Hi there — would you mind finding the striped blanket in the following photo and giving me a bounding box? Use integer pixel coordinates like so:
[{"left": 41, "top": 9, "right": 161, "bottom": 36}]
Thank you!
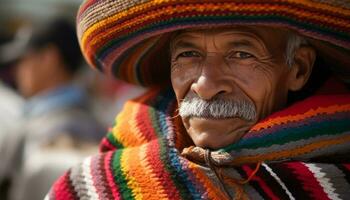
[{"left": 47, "top": 88, "right": 350, "bottom": 199}]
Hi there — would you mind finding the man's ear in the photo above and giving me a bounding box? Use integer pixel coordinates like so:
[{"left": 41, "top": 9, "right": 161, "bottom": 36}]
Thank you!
[{"left": 288, "top": 46, "right": 316, "bottom": 91}]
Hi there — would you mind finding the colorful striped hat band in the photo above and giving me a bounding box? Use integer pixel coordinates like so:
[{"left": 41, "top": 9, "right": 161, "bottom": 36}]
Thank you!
[{"left": 77, "top": 0, "right": 350, "bottom": 86}]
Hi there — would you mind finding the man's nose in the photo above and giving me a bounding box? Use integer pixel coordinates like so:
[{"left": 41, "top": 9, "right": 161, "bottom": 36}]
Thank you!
[{"left": 190, "top": 56, "right": 233, "bottom": 100}]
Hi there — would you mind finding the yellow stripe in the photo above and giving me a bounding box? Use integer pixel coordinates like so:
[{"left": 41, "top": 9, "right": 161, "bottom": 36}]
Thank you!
[
  {"left": 81, "top": 1, "right": 350, "bottom": 50},
  {"left": 232, "top": 134, "right": 350, "bottom": 165},
  {"left": 121, "top": 147, "right": 144, "bottom": 200},
  {"left": 113, "top": 101, "right": 148, "bottom": 147},
  {"left": 251, "top": 104, "right": 350, "bottom": 131},
  {"left": 187, "top": 162, "right": 229, "bottom": 200},
  {"left": 138, "top": 143, "right": 169, "bottom": 199},
  {"left": 81, "top": 1, "right": 163, "bottom": 48}
]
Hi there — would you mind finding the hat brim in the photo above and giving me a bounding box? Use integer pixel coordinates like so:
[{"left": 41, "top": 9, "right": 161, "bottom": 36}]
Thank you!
[
  {"left": 309, "top": 39, "right": 350, "bottom": 83},
  {"left": 77, "top": 0, "right": 350, "bottom": 86}
]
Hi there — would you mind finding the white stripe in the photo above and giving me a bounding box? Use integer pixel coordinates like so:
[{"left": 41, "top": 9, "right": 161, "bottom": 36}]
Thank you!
[
  {"left": 262, "top": 163, "right": 295, "bottom": 200},
  {"left": 304, "top": 163, "right": 341, "bottom": 200},
  {"left": 82, "top": 157, "right": 100, "bottom": 200}
]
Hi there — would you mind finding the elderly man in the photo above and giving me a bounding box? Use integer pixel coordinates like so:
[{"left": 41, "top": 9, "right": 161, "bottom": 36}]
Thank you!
[{"left": 47, "top": 1, "right": 350, "bottom": 199}]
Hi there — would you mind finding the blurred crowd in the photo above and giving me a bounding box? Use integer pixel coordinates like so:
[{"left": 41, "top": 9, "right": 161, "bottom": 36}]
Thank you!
[{"left": 0, "top": 3, "right": 145, "bottom": 200}]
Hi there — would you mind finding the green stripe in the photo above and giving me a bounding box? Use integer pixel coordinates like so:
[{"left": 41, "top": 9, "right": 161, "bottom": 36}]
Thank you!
[
  {"left": 148, "top": 90, "right": 192, "bottom": 199},
  {"left": 107, "top": 132, "right": 124, "bottom": 149},
  {"left": 99, "top": 14, "right": 349, "bottom": 58},
  {"left": 112, "top": 150, "right": 135, "bottom": 200},
  {"left": 225, "top": 118, "right": 350, "bottom": 152}
]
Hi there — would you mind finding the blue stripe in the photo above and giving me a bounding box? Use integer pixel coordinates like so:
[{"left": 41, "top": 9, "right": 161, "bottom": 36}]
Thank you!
[
  {"left": 155, "top": 88, "right": 203, "bottom": 199},
  {"left": 224, "top": 112, "right": 350, "bottom": 152}
]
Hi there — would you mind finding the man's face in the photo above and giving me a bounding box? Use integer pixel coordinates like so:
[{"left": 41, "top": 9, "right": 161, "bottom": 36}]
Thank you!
[
  {"left": 170, "top": 26, "right": 295, "bottom": 149},
  {"left": 15, "top": 50, "right": 47, "bottom": 98}
]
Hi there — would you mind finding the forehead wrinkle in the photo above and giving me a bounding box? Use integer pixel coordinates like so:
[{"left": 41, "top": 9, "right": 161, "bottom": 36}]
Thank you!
[
  {"left": 217, "top": 31, "right": 271, "bottom": 54},
  {"left": 172, "top": 40, "right": 201, "bottom": 50},
  {"left": 170, "top": 32, "right": 204, "bottom": 52},
  {"left": 225, "top": 40, "right": 258, "bottom": 50},
  {"left": 170, "top": 27, "right": 284, "bottom": 57}
]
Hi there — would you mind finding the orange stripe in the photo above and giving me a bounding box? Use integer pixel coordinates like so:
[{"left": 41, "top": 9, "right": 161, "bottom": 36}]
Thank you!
[
  {"left": 187, "top": 162, "right": 229, "bottom": 200},
  {"left": 82, "top": 1, "right": 349, "bottom": 44},
  {"left": 81, "top": 2, "right": 349, "bottom": 52},
  {"left": 113, "top": 102, "right": 148, "bottom": 147},
  {"left": 120, "top": 147, "right": 144, "bottom": 200},
  {"left": 113, "top": 101, "right": 134, "bottom": 146},
  {"left": 288, "top": 0, "right": 350, "bottom": 14},
  {"left": 138, "top": 143, "right": 170, "bottom": 199},
  {"left": 232, "top": 134, "right": 350, "bottom": 165},
  {"left": 118, "top": 37, "right": 159, "bottom": 84},
  {"left": 113, "top": 89, "right": 161, "bottom": 147},
  {"left": 251, "top": 104, "right": 350, "bottom": 131}
]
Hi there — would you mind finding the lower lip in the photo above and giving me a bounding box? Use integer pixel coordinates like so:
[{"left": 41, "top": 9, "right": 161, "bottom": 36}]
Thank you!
[{"left": 189, "top": 117, "right": 241, "bottom": 123}]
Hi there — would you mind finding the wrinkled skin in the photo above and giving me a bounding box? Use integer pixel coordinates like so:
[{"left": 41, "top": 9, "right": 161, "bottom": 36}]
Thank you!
[{"left": 170, "top": 26, "right": 315, "bottom": 149}]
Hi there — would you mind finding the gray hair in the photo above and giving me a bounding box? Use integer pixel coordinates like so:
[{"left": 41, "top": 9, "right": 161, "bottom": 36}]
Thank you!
[
  {"left": 179, "top": 95, "right": 257, "bottom": 121},
  {"left": 285, "top": 32, "right": 308, "bottom": 67}
]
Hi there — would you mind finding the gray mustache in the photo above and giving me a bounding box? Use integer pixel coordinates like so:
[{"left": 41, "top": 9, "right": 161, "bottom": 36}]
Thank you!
[{"left": 179, "top": 96, "right": 257, "bottom": 121}]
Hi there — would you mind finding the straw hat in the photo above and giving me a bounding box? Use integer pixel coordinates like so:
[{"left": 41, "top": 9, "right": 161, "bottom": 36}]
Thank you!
[{"left": 77, "top": 0, "right": 350, "bottom": 86}]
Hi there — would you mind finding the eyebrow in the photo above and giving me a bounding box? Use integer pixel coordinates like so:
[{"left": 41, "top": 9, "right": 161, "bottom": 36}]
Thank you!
[
  {"left": 228, "top": 39, "right": 271, "bottom": 56},
  {"left": 171, "top": 40, "right": 200, "bottom": 49},
  {"left": 226, "top": 40, "right": 257, "bottom": 49},
  {"left": 170, "top": 33, "right": 268, "bottom": 55},
  {"left": 171, "top": 39, "right": 259, "bottom": 53}
]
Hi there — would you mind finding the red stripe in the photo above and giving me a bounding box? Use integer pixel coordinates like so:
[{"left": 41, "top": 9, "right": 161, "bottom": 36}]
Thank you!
[
  {"left": 82, "top": 1, "right": 349, "bottom": 42},
  {"left": 90, "top": 156, "right": 103, "bottom": 199},
  {"left": 82, "top": 2, "right": 349, "bottom": 53},
  {"left": 130, "top": 89, "right": 164, "bottom": 142},
  {"left": 53, "top": 171, "right": 76, "bottom": 200},
  {"left": 242, "top": 165, "right": 280, "bottom": 200},
  {"left": 260, "top": 95, "right": 350, "bottom": 121},
  {"left": 91, "top": 155, "right": 115, "bottom": 199},
  {"left": 145, "top": 140, "right": 181, "bottom": 200},
  {"left": 134, "top": 103, "right": 159, "bottom": 141},
  {"left": 104, "top": 151, "right": 122, "bottom": 199},
  {"left": 111, "top": 88, "right": 162, "bottom": 147},
  {"left": 286, "top": 162, "right": 330, "bottom": 200},
  {"left": 99, "top": 137, "right": 117, "bottom": 152},
  {"left": 78, "top": 0, "right": 100, "bottom": 18}
]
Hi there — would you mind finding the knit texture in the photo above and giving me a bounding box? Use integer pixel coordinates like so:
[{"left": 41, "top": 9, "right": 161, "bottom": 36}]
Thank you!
[
  {"left": 77, "top": 0, "right": 350, "bottom": 86},
  {"left": 47, "top": 88, "right": 350, "bottom": 200}
]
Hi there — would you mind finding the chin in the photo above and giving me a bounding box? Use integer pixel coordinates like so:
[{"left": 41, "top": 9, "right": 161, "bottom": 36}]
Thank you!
[
  {"left": 184, "top": 117, "right": 250, "bottom": 150},
  {"left": 191, "top": 131, "right": 244, "bottom": 150},
  {"left": 193, "top": 141, "right": 226, "bottom": 150}
]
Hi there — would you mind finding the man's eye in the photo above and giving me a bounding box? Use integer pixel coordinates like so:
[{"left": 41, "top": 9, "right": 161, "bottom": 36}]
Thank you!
[
  {"left": 177, "top": 51, "right": 201, "bottom": 58},
  {"left": 229, "top": 51, "right": 254, "bottom": 59}
]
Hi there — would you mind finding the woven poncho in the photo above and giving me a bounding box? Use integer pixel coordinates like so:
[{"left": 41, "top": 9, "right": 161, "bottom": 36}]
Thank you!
[
  {"left": 47, "top": 0, "right": 350, "bottom": 199},
  {"left": 47, "top": 86, "right": 350, "bottom": 200}
]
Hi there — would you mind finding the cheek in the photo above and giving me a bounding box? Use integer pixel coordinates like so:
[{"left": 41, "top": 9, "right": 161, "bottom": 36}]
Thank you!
[
  {"left": 16, "top": 64, "right": 31, "bottom": 86},
  {"left": 170, "top": 66, "right": 199, "bottom": 102},
  {"left": 230, "top": 63, "right": 282, "bottom": 115},
  {"left": 16, "top": 61, "right": 38, "bottom": 93}
]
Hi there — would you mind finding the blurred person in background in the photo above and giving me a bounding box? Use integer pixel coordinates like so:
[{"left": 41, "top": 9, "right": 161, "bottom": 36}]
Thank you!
[
  {"left": 14, "top": 19, "right": 105, "bottom": 145},
  {"left": 0, "top": 32, "right": 24, "bottom": 200},
  {"left": 0, "top": 18, "right": 105, "bottom": 200}
]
